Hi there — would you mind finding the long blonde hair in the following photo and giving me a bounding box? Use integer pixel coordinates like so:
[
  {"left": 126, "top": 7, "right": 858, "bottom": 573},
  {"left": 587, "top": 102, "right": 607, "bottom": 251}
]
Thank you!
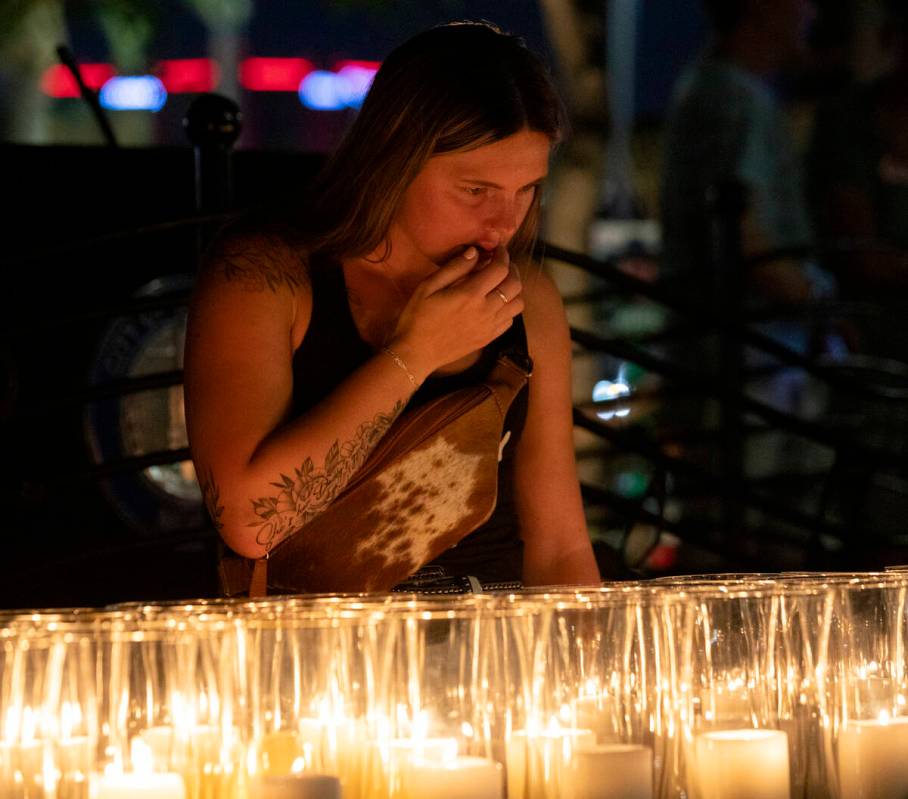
[{"left": 304, "top": 21, "right": 567, "bottom": 264}]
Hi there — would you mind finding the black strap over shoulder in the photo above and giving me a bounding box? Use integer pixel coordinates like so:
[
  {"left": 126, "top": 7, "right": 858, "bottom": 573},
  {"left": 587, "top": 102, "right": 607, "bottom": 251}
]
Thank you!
[{"left": 499, "top": 314, "right": 533, "bottom": 376}]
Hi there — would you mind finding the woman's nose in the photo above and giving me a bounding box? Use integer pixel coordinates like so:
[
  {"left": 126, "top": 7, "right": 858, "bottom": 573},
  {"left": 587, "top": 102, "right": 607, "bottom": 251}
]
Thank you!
[{"left": 483, "top": 196, "right": 520, "bottom": 241}]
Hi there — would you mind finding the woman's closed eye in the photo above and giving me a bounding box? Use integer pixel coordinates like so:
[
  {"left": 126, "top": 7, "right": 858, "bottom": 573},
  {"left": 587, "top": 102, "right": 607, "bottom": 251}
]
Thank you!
[{"left": 462, "top": 183, "right": 539, "bottom": 198}]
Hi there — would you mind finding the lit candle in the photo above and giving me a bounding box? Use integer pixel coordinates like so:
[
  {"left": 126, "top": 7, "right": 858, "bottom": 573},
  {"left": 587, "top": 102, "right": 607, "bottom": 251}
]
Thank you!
[
  {"left": 384, "top": 736, "right": 459, "bottom": 797},
  {"left": 401, "top": 755, "right": 502, "bottom": 799},
  {"left": 693, "top": 729, "right": 790, "bottom": 799},
  {"left": 250, "top": 773, "right": 342, "bottom": 799},
  {"left": 260, "top": 730, "right": 306, "bottom": 776},
  {"left": 93, "top": 735, "right": 187, "bottom": 799},
  {"left": 138, "top": 726, "right": 174, "bottom": 769},
  {"left": 573, "top": 743, "right": 653, "bottom": 799},
  {"left": 838, "top": 715, "right": 908, "bottom": 799},
  {"left": 506, "top": 727, "right": 595, "bottom": 799},
  {"left": 0, "top": 740, "right": 41, "bottom": 792},
  {"left": 94, "top": 772, "right": 186, "bottom": 799},
  {"left": 57, "top": 736, "right": 92, "bottom": 792}
]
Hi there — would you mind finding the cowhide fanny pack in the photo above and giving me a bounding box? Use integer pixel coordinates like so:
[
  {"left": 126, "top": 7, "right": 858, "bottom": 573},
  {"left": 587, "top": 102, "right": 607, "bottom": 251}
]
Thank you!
[{"left": 219, "top": 346, "right": 532, "bottom": 598}]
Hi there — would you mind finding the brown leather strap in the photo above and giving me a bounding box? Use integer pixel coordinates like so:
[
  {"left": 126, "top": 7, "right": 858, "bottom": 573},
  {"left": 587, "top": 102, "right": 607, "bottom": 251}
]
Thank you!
[
  {"left": 486, "top": 354, "right": 533, "bottom": 418},
  {"left": 219, "top": 555, "right": 253, "bottom": 597},
  {"left": 249, "top": 557, "right": 269, "bottom": 598}
]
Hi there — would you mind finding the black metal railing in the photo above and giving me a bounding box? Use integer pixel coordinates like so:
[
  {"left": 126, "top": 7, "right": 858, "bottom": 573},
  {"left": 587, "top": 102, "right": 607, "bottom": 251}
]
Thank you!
[{"left": 541, "top": 200, "right": 908, "bottom": 570}]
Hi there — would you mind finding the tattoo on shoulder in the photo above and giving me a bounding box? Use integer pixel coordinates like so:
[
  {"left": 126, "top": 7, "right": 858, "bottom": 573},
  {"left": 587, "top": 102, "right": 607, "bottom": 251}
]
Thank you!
[
  {"left": 207, "top": 231, "right": 308, "bottom": 294},
  {"left": 199, "top": 466, "right": 225, "bottom": 533},
  {"left": 249, "top": 400, "right": 406, "bottom": 553}
]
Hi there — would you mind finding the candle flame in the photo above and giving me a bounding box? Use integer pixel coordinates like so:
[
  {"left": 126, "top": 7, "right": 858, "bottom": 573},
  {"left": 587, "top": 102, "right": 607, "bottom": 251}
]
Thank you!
[
  {"left": 413, "top": 711, "right": 429, "bottom": 741},
  {"left": 60, "top": 701, "right": 82, "bottom": 739},
  {"left": 131, "top": 736, "right": 154, "bottom": 774},
  {"left": 21, "top": 707, "right": 37, "bottom": 742}
]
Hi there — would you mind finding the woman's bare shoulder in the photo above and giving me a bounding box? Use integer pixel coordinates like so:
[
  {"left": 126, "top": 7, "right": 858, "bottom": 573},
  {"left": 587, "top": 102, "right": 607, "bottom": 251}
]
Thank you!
[
  {"left": 200, "top": 215, "right": 312, "bottom": 297},
  {"left": 516, "top": 260, "right": 566, "bottom": 333}
]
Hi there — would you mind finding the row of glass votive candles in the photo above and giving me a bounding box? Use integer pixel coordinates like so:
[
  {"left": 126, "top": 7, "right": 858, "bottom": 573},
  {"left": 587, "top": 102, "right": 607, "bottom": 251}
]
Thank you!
[{"left": 2, "top": 570, "right": 908, "bottom": 799}]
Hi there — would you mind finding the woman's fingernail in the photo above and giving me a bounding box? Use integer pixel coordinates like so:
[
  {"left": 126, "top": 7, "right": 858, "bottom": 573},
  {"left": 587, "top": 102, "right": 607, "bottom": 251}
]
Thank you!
[{"left": 464, "top": 246, "right": 477, "bottom": 260}]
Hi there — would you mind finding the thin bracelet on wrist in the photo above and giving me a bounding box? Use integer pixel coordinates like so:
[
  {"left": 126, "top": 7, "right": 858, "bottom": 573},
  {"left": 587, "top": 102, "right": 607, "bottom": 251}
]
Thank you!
[{"left": 381, "top": 346, "right": 421, "bottom": 389}]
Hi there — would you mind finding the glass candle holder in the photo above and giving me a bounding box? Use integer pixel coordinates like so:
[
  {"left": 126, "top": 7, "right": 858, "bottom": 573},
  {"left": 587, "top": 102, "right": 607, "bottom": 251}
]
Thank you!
[
  {"left": 93, "top": 611, "right": 245, "bottom": 799},
  {"left": 543, "top": 591, "right": 656, "bottom": 799},
  {"left": 664, "top": 587, "right": 792, "bottom": 799},
  {"left": 772, "top": 583, "right": 839, "bottom": 799},
  {"left": 818, "top": 576, "right": 908, "bottom": 799},
  {"left": 0, "top": 618, "right": 98, "bottom": 799},
  {"left": 243, "top": 602, "right": 383, "bottom": 799},
  {"left": 367, "top": 597, "right": 504, "bottom": 799}
]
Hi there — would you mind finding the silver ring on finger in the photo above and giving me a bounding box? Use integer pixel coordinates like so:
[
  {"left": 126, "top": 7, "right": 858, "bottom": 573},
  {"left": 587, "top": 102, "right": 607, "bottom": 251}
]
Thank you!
[{"left": 494, "top": 288, "right": 509, "bottom": 304}]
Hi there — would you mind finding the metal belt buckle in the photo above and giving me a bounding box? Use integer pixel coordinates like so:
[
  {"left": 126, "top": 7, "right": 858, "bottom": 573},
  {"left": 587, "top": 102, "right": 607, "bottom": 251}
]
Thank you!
[{"left": 393, "top": 567, "right": 484, "bottom": 595}]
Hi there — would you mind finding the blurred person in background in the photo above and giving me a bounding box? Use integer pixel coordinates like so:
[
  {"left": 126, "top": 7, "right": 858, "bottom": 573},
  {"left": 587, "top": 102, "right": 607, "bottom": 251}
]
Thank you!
[
  {"left": 660, "top": 0, "right": 837, "bottom": 478},
  {"left": 808, "top": 0, "right": 908, "bottom": 365},
  {"left": 662, "top": 0, "right": 830, "bottom": 311}
]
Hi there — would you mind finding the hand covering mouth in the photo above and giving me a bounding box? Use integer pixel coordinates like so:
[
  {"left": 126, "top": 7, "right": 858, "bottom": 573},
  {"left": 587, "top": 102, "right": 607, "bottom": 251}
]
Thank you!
[{"left": 436, "top": 243, "right": 494, "bottom": 266}]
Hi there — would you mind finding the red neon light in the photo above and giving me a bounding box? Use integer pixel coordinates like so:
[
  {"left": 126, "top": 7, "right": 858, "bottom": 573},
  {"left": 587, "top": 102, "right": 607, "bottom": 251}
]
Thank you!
[
  {"left": 41, "top": 57, "right": 379, "bottom": 98},
  {"left": 239, "top": 57, "right": 315, "bottom": 92},
  {"left": 333, "top": 59, "right": 382, "bottom": 73},
  {"left": 41, "top": 63, "right": 116, "bottom": 98},
  {"left": 156, "top": 58, "right": 219, "bottom": 93}
]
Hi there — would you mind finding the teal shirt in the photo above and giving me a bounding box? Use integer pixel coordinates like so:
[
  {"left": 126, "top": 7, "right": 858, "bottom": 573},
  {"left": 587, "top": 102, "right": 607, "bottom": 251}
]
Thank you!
[{"left": 661, "top": 56, "right": 813, "bottom": 287}]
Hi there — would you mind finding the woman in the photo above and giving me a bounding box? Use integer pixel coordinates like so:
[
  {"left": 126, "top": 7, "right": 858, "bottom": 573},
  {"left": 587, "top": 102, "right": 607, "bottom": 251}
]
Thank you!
[{"left": 184, "top": 21, "right": 600, "bottom": 590}]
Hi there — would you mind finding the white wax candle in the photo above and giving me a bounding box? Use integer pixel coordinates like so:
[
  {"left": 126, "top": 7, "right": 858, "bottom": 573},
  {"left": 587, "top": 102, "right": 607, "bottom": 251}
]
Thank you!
[
  {"left": 138, "top": 726, "right": 174, "bottom": 769},
  {"left": 94, "top": 771, "right": 186, "bottom": 799},
  {"left": 838, "top": 716, "right": 908, "bottom": 799},
  {"left": 402, "top": 755, "right": 502, "bottom": 799},
  {"left": 57, "top": 736, "right": 92, "bottom": 789},
  {"left": 250, "top": 773, "right": 342, "bottom": 799},
  {"left": 0, "top": 740, "right": 41, "bottom": 791},
  {"left": 573, "top": 743, "right": 653, "bottom": 799},
  {"left": 382, "top": 736, "right": 459, "bottom": 797},
  {"left": 693, "top": 729, "right": 790, "bottom": 799},
  {"left": 507, "top": 728, "right": 595, "bottom": 799}
]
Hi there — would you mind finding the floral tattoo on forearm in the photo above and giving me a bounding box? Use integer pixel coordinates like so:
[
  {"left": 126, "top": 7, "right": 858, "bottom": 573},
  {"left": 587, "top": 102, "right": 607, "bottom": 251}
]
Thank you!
[{"left": 249, "top": 400, "right": 405, "bottom": 553}]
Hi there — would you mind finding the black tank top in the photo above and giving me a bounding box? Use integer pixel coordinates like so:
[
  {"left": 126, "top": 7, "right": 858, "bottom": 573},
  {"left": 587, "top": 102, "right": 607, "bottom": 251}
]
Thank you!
[{"left": 291, "top": 259, "right": 529, "bottom": 583}]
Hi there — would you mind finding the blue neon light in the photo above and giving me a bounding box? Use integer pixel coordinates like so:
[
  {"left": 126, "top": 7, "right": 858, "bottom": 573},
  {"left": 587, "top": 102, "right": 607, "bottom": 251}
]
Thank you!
[
  {"left": 299, "top": 70, "right": 343, "bottom": 110},
  {"left": 298, "top": 66, "right": 377, "bottom": 111},
  {"left": 99, "top": 76, "right": 167, "bottom": 111},
  {"left": 336, "top": 64, "right": 376, "bottom": 108}
]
